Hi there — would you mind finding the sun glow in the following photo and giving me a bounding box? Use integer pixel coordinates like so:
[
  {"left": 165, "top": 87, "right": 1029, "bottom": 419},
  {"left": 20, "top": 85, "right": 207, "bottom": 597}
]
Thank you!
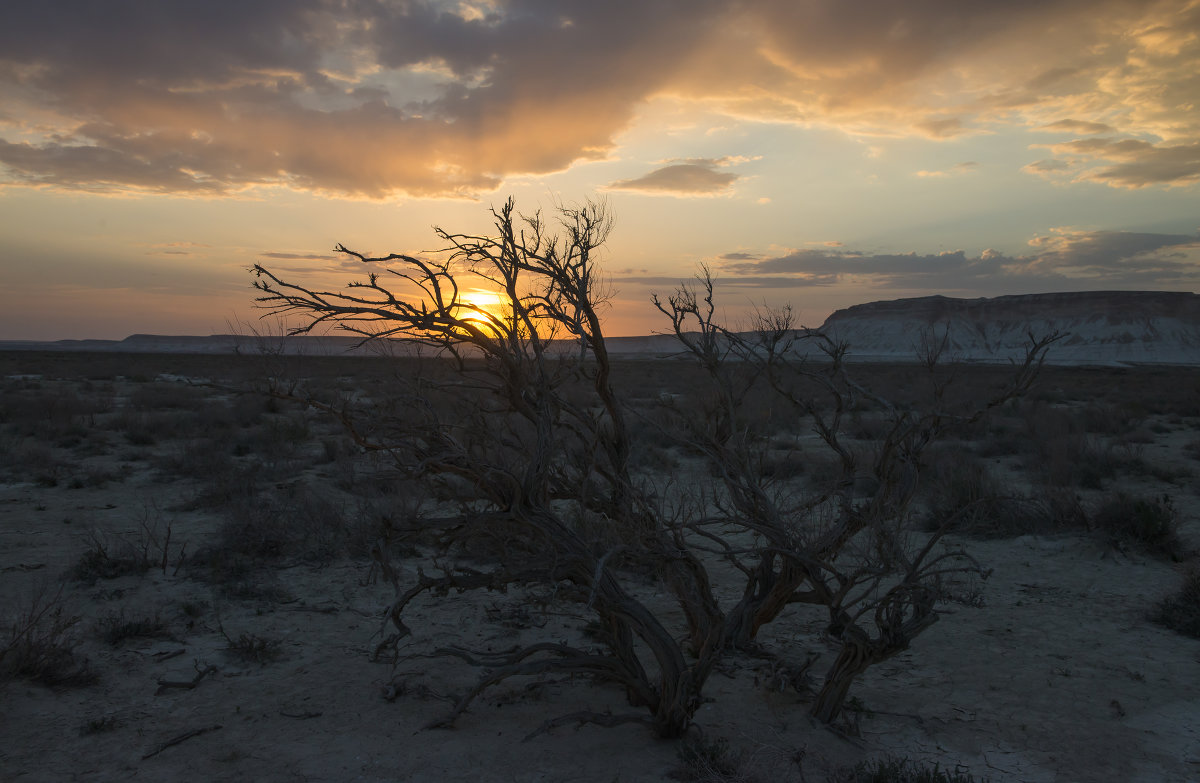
[{"left": 454, "top": 289, "right": 507, "bottom": 334}]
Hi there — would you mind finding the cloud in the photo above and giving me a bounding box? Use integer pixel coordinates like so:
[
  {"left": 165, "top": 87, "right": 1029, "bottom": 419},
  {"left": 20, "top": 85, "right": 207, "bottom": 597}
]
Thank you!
[
  {"left": 257, "top": 250, "right": 367, "bottom": 274},
  {"left": 1026, "top": 137, "right": 1200, "bottom": 188},
  {"left": 1037, "top": 119, "right": 1115, "bottom": 134},
  {"left": 1021, "top": 228, "right": 1200, "bottom": 277},
  {"left": 915, "top": 161, "right": 979, "bottom": 178},
  {"left": 259, "top": 251, "right": 339, "bottom": 262},
  {"left": 607, "top": 158, "right": 741, "bottom": 195},
  {"left": 716, "top": 229, "right": 1200, "bottom": 290},
  {"left": 1022, "top": 158, "right": 1073, "bottom": 176},
  {"left": 0, "top": 1, "right": 1197, "bottom": 196},
  {"left": 914, "top": 118, "right": 975, "bottom": 139}
]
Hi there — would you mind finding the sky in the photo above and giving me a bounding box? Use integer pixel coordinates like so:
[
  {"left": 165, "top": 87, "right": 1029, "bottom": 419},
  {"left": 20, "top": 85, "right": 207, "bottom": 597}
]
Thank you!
[{"left": 1, "top": 0, "right": 1198, "bottom": 340}]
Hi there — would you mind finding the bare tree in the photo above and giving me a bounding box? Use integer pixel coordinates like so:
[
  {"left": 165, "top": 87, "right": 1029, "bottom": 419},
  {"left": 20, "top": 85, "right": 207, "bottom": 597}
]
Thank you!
[
  {"left": 251, "top": 199, "right": 1059, "bottom": 733},
  {"left": 653, "top": 269, "right": 1059, "bottom": 721}
]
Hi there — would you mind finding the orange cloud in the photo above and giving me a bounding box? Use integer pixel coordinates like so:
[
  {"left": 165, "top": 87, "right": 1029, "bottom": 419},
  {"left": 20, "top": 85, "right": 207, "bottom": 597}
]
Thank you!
[{"left": 0, "top": 0, "right": 1196, "bottom": 196}]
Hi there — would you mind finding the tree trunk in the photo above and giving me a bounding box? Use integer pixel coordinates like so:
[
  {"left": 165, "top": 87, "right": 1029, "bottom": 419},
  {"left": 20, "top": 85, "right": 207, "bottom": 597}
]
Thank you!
[{"left": 810, "top": 639, "right": 872, "bottom": 723}]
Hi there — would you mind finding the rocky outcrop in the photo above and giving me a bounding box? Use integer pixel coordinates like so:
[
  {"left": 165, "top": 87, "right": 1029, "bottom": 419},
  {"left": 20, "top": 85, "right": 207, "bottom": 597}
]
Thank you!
[{"left": 818, "top": 291, "right": 1200, "bottom": 365}]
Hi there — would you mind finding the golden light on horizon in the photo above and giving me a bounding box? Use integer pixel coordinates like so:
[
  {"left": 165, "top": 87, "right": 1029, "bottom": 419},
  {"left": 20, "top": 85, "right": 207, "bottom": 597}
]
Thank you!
[{"left": 454, "top": 288, "right": 508, "bottom": 336}]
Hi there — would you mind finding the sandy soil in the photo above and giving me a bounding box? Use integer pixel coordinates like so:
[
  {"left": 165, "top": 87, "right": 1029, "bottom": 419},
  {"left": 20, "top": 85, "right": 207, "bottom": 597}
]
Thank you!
[{"left": 2, "top": 363, "right": 1198, "bottom": 782}]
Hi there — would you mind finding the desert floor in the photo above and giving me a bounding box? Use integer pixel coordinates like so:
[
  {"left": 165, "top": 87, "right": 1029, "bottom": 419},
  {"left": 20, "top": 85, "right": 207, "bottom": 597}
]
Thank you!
[{"left": 1, "top": 352, "right": 1198, "bottom": 782}]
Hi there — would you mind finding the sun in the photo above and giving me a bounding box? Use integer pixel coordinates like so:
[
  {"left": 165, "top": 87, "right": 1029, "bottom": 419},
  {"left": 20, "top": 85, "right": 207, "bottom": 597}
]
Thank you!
[{"left": 455, "top": 289, "right": 507, "bottom": 335}]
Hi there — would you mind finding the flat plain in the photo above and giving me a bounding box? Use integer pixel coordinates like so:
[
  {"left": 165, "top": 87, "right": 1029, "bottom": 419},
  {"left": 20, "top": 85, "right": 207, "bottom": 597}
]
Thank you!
[{"left": 1, "top": 351, "right": 1198, "bottom": 782}]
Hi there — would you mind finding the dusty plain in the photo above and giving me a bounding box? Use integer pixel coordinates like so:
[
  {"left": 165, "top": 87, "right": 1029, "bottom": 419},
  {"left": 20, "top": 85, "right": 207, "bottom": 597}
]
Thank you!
[{"left": 1, "top": 351, "right": 1198, "bottom": 782}]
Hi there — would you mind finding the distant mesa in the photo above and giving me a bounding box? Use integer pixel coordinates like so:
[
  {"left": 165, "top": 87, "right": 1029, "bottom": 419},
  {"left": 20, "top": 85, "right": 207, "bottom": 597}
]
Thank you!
[
  {"left": 820, "top": 291, "right": 1200, "bottom": 365},
  {"left": 1, "top": 291, "right": 1197, "bottom": 366}
]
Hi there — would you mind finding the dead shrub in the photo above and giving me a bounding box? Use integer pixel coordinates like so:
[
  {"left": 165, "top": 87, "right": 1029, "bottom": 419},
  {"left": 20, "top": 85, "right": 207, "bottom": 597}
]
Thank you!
[
  {"left": 1020, "top": 404, "right": 1143, "bottom": 489},
  {"left": 922, "top": 450, "right": 1019, "bottom": 536},
  {"left": 1091, "top": 493, "right": 1185, "bottom": 560},
  {"left": 1, "top": 439, "right": 66, "bottom": 486},
  {"left": 97, "top": 611, "right": 171, "bottom": 647},
  {"left": 250, "top": 198, "right": 1058, "bottom": 736},
  {"left": 671, "top": 734, "right": 755, "bottom": 783},
  {"left": 129, "top": 381, "right": 203, "bottom": 411},
  {"left": 1151, "top": 570, "right": 1200, "bottom": 639},
  {"left": 833, "top": 755, "right": 990, "bottom": 783},
  {"left": 1, "top": 584, "right": 96, "bottom": 688},
  {"left": 70, "top": 529, "right": 154, "bottom": 584},
  {"left": 224, "top": 632, "right": 284, "bottom": 664}
]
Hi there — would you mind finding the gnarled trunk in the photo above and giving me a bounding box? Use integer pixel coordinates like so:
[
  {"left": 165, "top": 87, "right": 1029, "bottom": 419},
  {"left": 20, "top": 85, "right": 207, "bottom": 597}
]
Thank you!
[{"left": 810, "top": 638, "right": 873, "bottom": 723}]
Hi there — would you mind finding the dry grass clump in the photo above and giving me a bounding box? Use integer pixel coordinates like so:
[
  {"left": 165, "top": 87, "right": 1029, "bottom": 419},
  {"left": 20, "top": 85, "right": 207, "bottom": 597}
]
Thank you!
[
  {"left": 223, "top": 631, "right": 284, "bottom": 664},
  {"left": 0, "top": 380, "right": 111, "bottom": 443},
  {"left": 187, "top": 484, "right": 363, "bottom": 597},
  {"left": 922, "top": 448, "right": 1184, "bottom": 558},
  {"left": 1152, "top": 570, "right": 1200, "bottom": 639},
  {"left": 1091, "top": 493, "right": 1185, "bottom": 561},
  {"left": 921, "top": 448, "right": 1090, "bottom": 538},
  {"left": 0, "top": 585, "right": 97, "bottom": 688},
  {"left": 1018, "top": 404, "right": 1145, "bottom": 489},
  {"left": 0, "top": 439, "right": 67, "bottom": 486},
  {"left": 69, "top": 511, "right": 179, "bottom": 584},
  {"left": 69, "top": 529, "right": 155, "bottom": 584},
  {"left": 96, "top": 611, "right": 172, "bottom": 647},
  {"left": 670, "top": 735, "right": 756, "bottom": 783},
  {"left": 832, "top": 755, "right": 990, "bottom": 783}
]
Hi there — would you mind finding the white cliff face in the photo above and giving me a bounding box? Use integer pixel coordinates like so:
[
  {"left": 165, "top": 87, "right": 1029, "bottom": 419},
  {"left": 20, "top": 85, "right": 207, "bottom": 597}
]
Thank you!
[{"left": 817, "top": 291, "right": 1200, "bottom": 365}]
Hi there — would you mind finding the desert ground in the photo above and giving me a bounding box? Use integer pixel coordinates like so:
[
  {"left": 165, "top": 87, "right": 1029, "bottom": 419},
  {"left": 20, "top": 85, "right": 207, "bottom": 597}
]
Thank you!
[{"left": 1, "top": 351, "right": 1198, "bottom": 782}]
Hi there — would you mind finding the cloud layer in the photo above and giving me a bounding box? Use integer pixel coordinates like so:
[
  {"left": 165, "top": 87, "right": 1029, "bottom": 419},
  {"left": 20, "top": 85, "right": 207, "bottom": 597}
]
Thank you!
[
  {"left": 607, "top": 157, "right": 745, "bottom": 195},
  {"left": 0, "top": 0, "right": 1198, "bottom": 196},
  {"left": 707, "top": 229, "right": 1200, "bottom": 291}
]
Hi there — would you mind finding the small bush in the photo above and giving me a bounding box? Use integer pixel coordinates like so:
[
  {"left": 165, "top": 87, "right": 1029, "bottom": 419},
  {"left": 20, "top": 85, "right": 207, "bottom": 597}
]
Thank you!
[
  {"left": 129, "top": 382, "right": 203, "bottom": 411},
  {"left": 1, "top": 440, "right": 66, "bottom": 486},
  {"left": 835, "top": 755, "right": 989, "bottom": 783},
  {"left": 224, "top": 632, "right": 283, "bottom": 664},
  {"left": 1151, "top": 570, "right": 1200, "bottom": 638},
  {"left": 69, "top": 530, "right": 154, "bottom": 584},
  {"left": 79, "top": 715, "right": 122, "bottom": 735},
  {"left": 759, "top": 448, "right": 806, "bottom": 481},
  {"left": 96, "top": 611, "right": 171, "bottom": 647},
  {"left": 671, "top": 734, "right": 753, "bottom": 783},
  {"left": 1091, "top": 493, "right": 1184, "bottom": 560},
  {"left": 1, "top": 586, "right": 97, "bottom": 688},
  {"left": 1021, "top": 404, "right": 1143, "bottom": 489}
]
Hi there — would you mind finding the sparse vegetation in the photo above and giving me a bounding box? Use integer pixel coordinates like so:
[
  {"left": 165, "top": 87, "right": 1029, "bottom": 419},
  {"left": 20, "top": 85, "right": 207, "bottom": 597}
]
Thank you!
[
  {"left": 1152, "top": 570, "right": 1200, "bottom": 638},
  {"left": 96, "top": 611, "right": 171, "bottom": 647},
  {"left": 223, "top": 631, "right": 284, "bottom": 664},
  {"left": 1, "top": 585, "right": 96, "bottom": 688},
  {"left": 1092, "top": 492, "right": 1185, "bottom": 560},
  {"left": 671, "top": 734, "right": 754, "bottom": 782},
  {"left": 833, "top": 755, "right": 990, "bottom": 783}
]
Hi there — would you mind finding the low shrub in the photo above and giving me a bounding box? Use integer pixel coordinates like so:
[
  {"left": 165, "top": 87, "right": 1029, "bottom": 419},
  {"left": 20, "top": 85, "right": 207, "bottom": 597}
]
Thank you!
[
  {"left": 1, "top": 586, "right": 97, "bottom": 688},
  {"left": 96, "top": 611, "right": 171, "bottom": 647},
  {"left": 1151, "top": 570, "right": 1200, "bottom": 639},
  {"left": 69, "top": 530, "right": 154, "bottom": 584},
  {"left": 671, "top": 734, "right": 753, "bottom": 783},
  {"left": 835, "top": 755, "right": 989, "bottom": 783},
  {"left": 1091, "top": 493, "right": 1185, "bottom": 561},
  {"left": 224, "top": 631, "right": 284, "bottom": 664}
]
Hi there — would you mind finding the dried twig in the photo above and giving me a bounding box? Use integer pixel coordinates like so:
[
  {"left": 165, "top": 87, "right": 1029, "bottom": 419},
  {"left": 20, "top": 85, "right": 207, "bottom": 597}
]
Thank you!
[
  {"left": 154, "top": 662, "right": 217, "bottom": 695},
  {"left": 142, "top": 725, "right": 222, "bottom": 759}
]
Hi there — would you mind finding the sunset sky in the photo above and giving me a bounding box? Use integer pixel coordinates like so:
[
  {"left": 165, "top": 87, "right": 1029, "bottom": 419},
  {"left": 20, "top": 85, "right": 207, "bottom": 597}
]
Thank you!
[{"left": 2, "top": 0, "right": 1199, "bottom": 340}]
